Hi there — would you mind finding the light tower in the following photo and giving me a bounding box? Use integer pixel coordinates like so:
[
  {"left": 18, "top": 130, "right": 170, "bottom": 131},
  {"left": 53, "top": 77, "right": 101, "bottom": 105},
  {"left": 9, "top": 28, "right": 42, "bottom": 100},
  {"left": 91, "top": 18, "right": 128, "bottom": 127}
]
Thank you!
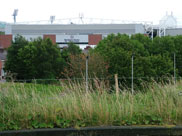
[
  {"left": 50, "top": 16, "right": 55, "bottom": 24},
  {"left": 79, "top": 13, "right": 84, "bottom": 24},
  {"left": 12, "top": 9, "right": 18, "bottom": 23}
]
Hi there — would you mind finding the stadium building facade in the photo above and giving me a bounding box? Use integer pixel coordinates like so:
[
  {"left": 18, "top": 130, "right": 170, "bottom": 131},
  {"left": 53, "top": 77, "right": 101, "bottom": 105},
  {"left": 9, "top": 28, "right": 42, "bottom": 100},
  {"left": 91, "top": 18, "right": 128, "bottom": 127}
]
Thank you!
[
  {"left": 0, "top": 23, "right": 145, "bottom": 78},
  {"left": 5, "top": 24, "right": 145, "bottom": 48}
]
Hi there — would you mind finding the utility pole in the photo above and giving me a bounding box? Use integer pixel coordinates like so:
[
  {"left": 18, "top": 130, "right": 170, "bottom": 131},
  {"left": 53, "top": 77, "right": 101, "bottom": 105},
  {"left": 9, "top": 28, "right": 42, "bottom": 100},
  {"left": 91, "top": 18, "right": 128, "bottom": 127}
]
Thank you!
[
  {"left": 12, "top": 9, "right": 18, "bottom": 23},
  {"left": 50, "top": 16, "right": 55, "bottom": 24}
]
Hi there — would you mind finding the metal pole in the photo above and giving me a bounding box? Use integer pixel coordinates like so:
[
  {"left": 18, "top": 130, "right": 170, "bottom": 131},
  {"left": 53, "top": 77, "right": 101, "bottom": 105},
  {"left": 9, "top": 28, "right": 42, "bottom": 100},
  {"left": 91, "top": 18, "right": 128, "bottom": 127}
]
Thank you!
[
  {"left": 86, "top": 56, "right": 88, "bottom": 91},
  {"left": 14, "top": 16, "right": 16, "bottom": 23},
  {"left": 164, "top": 28, "right": 166, "bottom": 36},
  {"left": 131, "top": 54, "right": 134, "bottom": 94},
  {"left": 151, "top": 26, "right": 154, "bottom": 41},
  {"left": 174, "top": 53, "right": 176, "bottom": 84}
]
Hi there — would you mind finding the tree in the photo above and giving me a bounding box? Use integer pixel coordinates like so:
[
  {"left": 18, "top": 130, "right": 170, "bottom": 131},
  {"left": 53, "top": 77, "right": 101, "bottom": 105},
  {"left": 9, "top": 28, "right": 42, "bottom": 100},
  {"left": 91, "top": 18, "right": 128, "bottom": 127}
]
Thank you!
[
  {"left": 67, "top": 42, "right": 82, "bottom": 55},
  {"left": 0, "top": 31, "right": 5, "bottom": 35},
  {"left": 60, "top": 42, "right": 82, "bottom": 78},
  {"left": 61, "top": 42, "right": 82, "bottom": 61},
  {"left": 150, "top": 36, "right": 175, "bottom": 56},
  {"left": 131, "top": 33, "right": 152, "bottom": 54},
  {"left": 5, "top": 36, "right": 66, "bottom": 80},
  {"left": 94, "top": 34, "right": 149, "bottom": 76},
  {"left": 5, "top": 35, "right": 29, "bottom": 79},
  {"left": 62, "top": 53, "right": 109, "bottom": 79},
  {"left": 94, "top": 33, "right": 174, "bottom": 88},
  {"left": 173, "top": 35, "right": 182, "bottom": 76},
  {"left": 60, "top": 42, "right": 110, "bottom": 82}
]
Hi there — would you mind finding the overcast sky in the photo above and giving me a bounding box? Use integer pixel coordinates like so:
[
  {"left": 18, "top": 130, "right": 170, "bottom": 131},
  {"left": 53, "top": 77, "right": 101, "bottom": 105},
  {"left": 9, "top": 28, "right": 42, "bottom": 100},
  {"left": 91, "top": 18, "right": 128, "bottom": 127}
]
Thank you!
[{"left": 0, "top": 0, "right": 182, "bottom": 24}]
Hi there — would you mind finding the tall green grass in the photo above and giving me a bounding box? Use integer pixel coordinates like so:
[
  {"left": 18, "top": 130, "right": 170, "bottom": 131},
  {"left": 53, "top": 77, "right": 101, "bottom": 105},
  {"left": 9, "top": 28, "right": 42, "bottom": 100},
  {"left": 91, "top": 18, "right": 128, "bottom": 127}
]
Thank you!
[{"left": 1, "top": 80, "right": 182, "bottom": 131}]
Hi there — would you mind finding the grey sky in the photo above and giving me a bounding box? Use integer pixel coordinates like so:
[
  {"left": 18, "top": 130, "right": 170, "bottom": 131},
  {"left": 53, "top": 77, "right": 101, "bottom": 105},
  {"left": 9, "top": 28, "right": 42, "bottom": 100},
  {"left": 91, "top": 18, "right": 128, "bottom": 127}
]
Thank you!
[{"left": 0, "top": 0, "right": 182, "bottom": 24}]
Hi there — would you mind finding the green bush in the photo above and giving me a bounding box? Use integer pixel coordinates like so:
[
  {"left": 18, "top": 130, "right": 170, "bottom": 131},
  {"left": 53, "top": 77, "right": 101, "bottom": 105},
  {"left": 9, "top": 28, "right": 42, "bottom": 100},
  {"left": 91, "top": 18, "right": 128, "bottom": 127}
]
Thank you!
[{"left": 5, "top": 35, "right": 66, "bottom": 80}]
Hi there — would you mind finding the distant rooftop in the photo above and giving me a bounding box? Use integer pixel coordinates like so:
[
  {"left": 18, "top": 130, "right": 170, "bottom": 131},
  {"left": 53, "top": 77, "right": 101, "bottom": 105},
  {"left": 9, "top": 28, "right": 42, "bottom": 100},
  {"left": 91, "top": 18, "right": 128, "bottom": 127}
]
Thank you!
[
  {"left": 6, "top": 24, "right": 145, "bottom": 35},
  {"left": 15, "top": 18, "right": 153, "bottom": 25}
]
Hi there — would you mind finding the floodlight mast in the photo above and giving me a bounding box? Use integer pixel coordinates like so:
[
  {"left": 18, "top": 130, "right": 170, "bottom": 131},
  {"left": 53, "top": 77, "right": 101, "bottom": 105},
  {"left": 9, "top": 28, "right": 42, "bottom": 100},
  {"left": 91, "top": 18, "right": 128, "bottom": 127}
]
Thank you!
[
  {"left": 12, "top": 9, "right": 18, "bottom": 23},
  {"left": 79, "top": 13, "right": 84, "bottom": 24},
  {"left": 50, "top": 16, "right": 55, "bottom": 24}
]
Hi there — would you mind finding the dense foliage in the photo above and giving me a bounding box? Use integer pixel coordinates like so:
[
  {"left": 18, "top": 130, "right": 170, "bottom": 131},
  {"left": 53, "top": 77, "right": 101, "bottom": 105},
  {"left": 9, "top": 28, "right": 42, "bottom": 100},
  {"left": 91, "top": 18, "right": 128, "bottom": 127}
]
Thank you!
[
  {"left": 94, "top": 34, "right": 179, "bottom": 87},
  {"left": 62, "top": 53, "right": 109, "bottom": 78},
  {"left": 60, "top": 43, "right": 109, "bottom": 79},
  {"left": 0, "top": 31, "right": 5, "bottom": 35},
  {"left": 5, "top": 35, "right": 65, "bottom": 80}
]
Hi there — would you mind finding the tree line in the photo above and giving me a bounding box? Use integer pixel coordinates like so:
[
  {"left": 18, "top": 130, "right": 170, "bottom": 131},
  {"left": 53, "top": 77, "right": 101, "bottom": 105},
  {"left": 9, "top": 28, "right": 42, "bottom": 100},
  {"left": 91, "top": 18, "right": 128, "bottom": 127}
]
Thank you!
[{"left": 4, "top": 34, "right": 182, "bottom": 87}]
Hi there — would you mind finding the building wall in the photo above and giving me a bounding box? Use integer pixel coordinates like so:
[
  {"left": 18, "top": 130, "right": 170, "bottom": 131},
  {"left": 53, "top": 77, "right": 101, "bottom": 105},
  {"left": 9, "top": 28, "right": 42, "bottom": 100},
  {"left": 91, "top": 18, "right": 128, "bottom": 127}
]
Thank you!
[
  {"left": 4, "top": 23, "right": 147, "bottom": 48},
  {"left": 88, "top": 34, "right": 102, "bottom": 45},
  {"left": 165, "top": 28, "right": 182, "bottom": 36},
  {"left": 0, "top": 22, "right": 6, "bottom": 32},
  {"left": 5, "top": 24, "right": 12, "bottom": 34},
  {"left": 13, "top": 35, "right": 43, "bottom": 42},
  {"left": 0, "top": 35, "right": 12, "bottom": 78},
  {"left": 0, "top": 35, "right": 12, "bottom": 48},
  {"left": 43, "top": 35, "right": 56, "bottom": 44},
  {"left": 135, "top": 24, "right": 145, "bottom": 34},
  {"left": 0, "top": 34, "right": 102, "bottom": 49},
  {"left": 6, "top": 24, "right": 143, "bottom": 35},
  {"left": 56, "top": 35, "right": 88, "bottom": 43},
  {"left": 0, "top": 28, "right": 4, "bottom": 32}
]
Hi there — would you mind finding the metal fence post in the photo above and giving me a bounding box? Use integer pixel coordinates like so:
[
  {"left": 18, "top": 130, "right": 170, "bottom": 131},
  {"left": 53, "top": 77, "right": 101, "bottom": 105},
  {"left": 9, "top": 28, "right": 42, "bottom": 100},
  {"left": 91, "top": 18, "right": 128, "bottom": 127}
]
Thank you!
[
  {"left": 174, "top": 53, "right": 176, "bottom": 84},
  {"left": 131, "top": 54, "right": 134, "bottom": 94},
  {"left": 115, "top": 74, "right": 119, "bottom": 97},
  {"left": 86, "top": 56, "right": 89, "bottom": 91}
]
